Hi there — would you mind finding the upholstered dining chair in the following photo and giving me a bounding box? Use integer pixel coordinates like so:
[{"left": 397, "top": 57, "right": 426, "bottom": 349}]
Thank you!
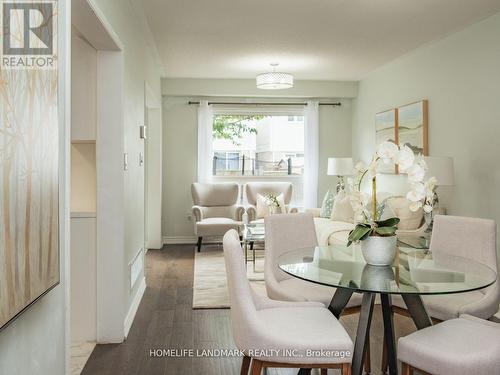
[
  {"left": 392, "top": 215, "right": 499, "bottom": 320},
  {"left": 264, "top": 213, "right": 370, "bottom": 371},
  {"left": 398, "top": 314, "right": 500, "bottom": 375},
  {"left": 223, "top": 229, "right": 353, "bottom": 375},
  {"left": 382, "top": 214, "right": 499, "bottom": 373},
  {"left": 245, "top": 182, "right": 298, "bottom": 223},
  {"left": 191, "top": 182, "right": 244, "bottom": 252}
]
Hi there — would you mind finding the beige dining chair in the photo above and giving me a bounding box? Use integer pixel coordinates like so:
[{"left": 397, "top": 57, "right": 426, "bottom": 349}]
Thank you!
[
  {"left": 382, "top": 214, "right": 499, "bottom": 372},
  {"left": 191, "top": 182, "right": 244, "bottom": 252},
  {"left": 223, "top": 229, "right": 353, "bottom": 375},
  {"left": 398, "top": 314, "right": 500, "bottom": 375},
  {"left": 264, "top": 213, "right": 370, "bottom": 371},
  {"left": 392, "top": 215, "right": 499, "bottom": 320}
]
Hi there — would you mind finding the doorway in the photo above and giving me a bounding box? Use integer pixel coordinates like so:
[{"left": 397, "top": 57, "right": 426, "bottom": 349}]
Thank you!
[{"left": 70, "top": 0, "right": 124, "bottom": 372}]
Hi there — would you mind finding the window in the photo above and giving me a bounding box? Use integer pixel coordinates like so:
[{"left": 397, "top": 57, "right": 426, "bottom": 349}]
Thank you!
[
  {"left": 214, "top": 151, "right": 240, "bottom": 172},
  {"left": 212, "top": 114, "right": 304, "bottom": 176}
]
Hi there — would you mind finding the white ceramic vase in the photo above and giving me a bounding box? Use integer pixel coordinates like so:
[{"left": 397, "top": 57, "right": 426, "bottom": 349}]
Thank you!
[{"left": 360, "top": 235, "right": 397, "bottom": 266}]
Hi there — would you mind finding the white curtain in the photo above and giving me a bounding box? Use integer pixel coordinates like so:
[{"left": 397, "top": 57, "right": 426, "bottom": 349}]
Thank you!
[
  {"left": 304, "top": 100, "right": 319, "bottom": 208},
  {"left": 197, "top": 100, "right": 214, "bottom": 183}
]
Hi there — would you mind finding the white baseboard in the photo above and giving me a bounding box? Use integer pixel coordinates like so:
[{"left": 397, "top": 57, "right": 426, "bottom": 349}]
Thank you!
[
  {"left": 124, "top": 276, "right": 146, "bottom": 338},
  {"left": 162, "top": 236, "right": 223, "bottom": 245}
]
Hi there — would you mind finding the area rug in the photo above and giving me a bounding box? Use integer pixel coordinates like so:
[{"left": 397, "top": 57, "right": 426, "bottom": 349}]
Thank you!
[{"left": 193, "top": 245, "right": 267, "bottom": 309}]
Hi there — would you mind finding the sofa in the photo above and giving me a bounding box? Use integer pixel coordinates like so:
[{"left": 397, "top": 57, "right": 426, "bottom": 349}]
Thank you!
[{"left": 308, "top": 195, "right": 440, "bottom": 246}]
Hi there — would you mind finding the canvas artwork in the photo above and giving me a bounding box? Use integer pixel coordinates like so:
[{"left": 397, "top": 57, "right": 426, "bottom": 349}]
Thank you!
[
  {"left": 397, "top": 100, "right": 429, "bottom": 156},
  {"left": 0, "top": 6, "right": 59, "bottom": 329},
  {"left": 375, "top": 109, "right": 397, "bottom": 173}
]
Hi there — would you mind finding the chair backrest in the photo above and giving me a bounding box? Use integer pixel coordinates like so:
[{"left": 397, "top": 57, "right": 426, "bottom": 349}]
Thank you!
[
  {"left": 191, "top": 182, "right": 239, "bottom": 207},
  {"left": 430, "top": 215, "right": 497, "bottom": 271},
  {"left": 264, "top": 213, "right": 318, "bottom": 283},
  {"left": 223, "top": 230, "right": 261, "bottom": 350},
  {"left": 430, "top": 215, "right": 499, "bottom": 301},
  {"left": 245, "top": 182, "right": 293, "bottom": 206}
]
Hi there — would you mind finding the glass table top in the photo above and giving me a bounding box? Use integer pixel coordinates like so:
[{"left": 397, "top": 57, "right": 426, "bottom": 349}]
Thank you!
[{"left": 278, "top": 245, "right": 497, "bottom": 295}]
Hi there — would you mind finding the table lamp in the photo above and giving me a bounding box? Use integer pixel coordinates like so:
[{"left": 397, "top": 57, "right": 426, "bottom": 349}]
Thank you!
[
  {"left": 423, "top": 156, "right": 455, "bottom": 231},
  {"left": 327, "top": 157, "right": 353, "bottom": 193}
]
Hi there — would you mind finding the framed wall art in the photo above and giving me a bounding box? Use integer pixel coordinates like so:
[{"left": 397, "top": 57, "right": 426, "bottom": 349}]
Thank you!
[
  {"left": 397, "top": 99, "right": 429, "bottom": 156},
  {"left": 0, "top": 1, "right": 59, "bottom": 330}
]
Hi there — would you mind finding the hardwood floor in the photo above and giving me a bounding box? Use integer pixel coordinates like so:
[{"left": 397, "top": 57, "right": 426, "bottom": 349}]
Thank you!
[{"left": 82, "top": 245, "right": 418, "bottom": 375}]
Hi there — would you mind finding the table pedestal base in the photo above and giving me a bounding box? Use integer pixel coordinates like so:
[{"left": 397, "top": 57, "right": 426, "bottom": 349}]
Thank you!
[{"left": 329, "top": 290, "right": 433, "bottom": 375}]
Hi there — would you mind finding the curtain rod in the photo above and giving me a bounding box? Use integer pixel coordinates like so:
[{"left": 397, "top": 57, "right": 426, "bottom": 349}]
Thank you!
[{"left": 188, "top": 101, "right": 341, "bottom": 107}]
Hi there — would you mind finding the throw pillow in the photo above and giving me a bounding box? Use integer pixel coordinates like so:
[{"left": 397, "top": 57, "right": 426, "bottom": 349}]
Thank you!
[
  {"left": 386, "top": 197, "right": 424, "bottom": 230},
  {"left": 331, "top": 190, "right": 354, "bottom": 223},
  {"left": 320, "top": 189, "right": 335, "bottom": 218},
  {"left": 256, "top": 193, "right": 287, "bottom": 219}
]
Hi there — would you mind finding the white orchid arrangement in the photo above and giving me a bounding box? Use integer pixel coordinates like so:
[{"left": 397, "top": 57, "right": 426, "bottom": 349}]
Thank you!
[{"left": 347, "top": 141, "right": 437, "bottom": 246}]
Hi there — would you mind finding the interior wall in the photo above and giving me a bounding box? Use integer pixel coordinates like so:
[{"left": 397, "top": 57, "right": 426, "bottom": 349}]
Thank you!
[
  {"left": 0, "top": 1, "right": 70, "bottom": 373},
  {"left": 71, "top": 144, "right": 97, "bottom": 212},
  {"left": 71, "top": 33, "right": 96, "bottom": 141},
  {"left": 352, "top": 12, "right": 500, "bottom": 253},
  {"left": 162, "top": 95, "right": 352, "bottom": 241},
  {"left": 90, "top": 0, "right": 162, "bottom": 319}
]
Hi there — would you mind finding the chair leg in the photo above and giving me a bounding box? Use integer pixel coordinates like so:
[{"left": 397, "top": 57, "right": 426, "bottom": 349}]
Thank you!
[
  {"left": 250, "top": 358, "right": 263, "bottom": 375},
  {"left": 401, "top": 362, "right": 413, "bottom": 375},
  {"left": 197, "top": 237, "right": 202, "bottom": 252},
  {"left": 342, "top": 363, "right": 351, "bottom": 375},
  {"left": 364, "top": 337, "right": 371, "bottom": 374},
  {"left": 240, "top": 355, "right": 251, "bottom": 375}
]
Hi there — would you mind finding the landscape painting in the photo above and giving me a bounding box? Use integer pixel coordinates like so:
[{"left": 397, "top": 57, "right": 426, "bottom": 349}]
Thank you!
[
  {"left": 397, "top": 100, "right": 429, "bottom": 156},
  {"left": 375, "top": 108, "right": 397, "bottom": 173},
  {"left": 0, "top": 62, "right": 59, "bottom": 328}
]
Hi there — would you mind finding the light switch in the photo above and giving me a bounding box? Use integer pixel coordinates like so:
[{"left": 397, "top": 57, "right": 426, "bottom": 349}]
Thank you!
[
  {"left": 139, "top": 152, "right": 144, "bottom": 166},
  {"left": 124, "top": 153, "right": 128, "bottom": 170}
]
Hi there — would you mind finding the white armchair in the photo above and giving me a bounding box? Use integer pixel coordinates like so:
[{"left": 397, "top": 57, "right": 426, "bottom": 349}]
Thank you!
[
  {"left": 244, "top": 182, "right": 298, "bottom": 223},
  {"left": 191, "top": 182, "right": 244, "bottom": 252},
  {"left": 222, "top": 229, "right": 353, "bottom": 375}
]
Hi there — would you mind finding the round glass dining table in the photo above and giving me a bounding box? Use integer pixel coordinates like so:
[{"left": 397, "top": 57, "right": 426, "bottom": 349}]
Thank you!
[{"left": 278, "top": 244, "right": 497, "bottom": 375}]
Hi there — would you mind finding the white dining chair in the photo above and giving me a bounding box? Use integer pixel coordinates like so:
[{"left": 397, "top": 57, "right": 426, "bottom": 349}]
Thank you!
[
  {"left": 382, "top": 214, "right": 499, "bottom": 373},
  {"left": 264, "top": 213, "right": 363, "bottom": 309},
  {"left": 393, "top": 215, "right": 499, "bottom": 321},
  {"left": 264, "top": 213, "right": 370, "bottom": 371},
  {"left": 398, "top": 314, "right": 500, "bottom": 375},
  {"left": 223, "top": 229, "right": 353, "bottom": 375}
]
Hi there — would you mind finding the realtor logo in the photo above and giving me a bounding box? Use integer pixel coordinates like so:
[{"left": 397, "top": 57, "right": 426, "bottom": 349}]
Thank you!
[{"left": 1, "top": 1, "right": 57, "bottom": 69}]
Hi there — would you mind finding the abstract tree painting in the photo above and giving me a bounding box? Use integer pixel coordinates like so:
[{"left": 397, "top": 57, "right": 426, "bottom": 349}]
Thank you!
[{"left": 0, "top": 57, "right": 59, "bottom": 329}]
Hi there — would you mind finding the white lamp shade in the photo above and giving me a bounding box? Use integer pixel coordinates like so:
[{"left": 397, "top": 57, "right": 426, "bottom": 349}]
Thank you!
[
  {"left": 256, "top": 72, "right": 294, "bottom": 89},
  {"left": 424, "top": 156, "right": 455, "bottom": 186},
  {"left": 327, "top": 158, "right": 353, "bottom": 176}
]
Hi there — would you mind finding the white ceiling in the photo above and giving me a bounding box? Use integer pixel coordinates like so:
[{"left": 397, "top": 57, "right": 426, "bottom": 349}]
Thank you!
[{"left": 140, "top": 0, "right": 500, "bottom": 80}]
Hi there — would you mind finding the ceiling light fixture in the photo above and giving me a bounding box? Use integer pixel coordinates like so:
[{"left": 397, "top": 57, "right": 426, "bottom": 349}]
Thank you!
[{"left": 256, "top": 63, "right": 294, "bottom": 90}]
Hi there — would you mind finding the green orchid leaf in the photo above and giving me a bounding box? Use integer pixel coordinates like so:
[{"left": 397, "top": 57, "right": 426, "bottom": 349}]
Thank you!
[
  {"left": 375, "top": 217, "right": 400, "bottom": 228},
  {"left": 375, "top": 226, "right": 397, "bottom": 236},
  {"left": 347, "top": 225, "right": 372, "bottom": 246}
]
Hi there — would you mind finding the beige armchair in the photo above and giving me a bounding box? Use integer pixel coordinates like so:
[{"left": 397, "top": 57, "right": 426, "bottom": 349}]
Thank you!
[
  {"left": 244, "top": 182, "right": 298, "bottom": 223},
  {"left": 191, "top": 182, "right": 244, "bottom": 252}
]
